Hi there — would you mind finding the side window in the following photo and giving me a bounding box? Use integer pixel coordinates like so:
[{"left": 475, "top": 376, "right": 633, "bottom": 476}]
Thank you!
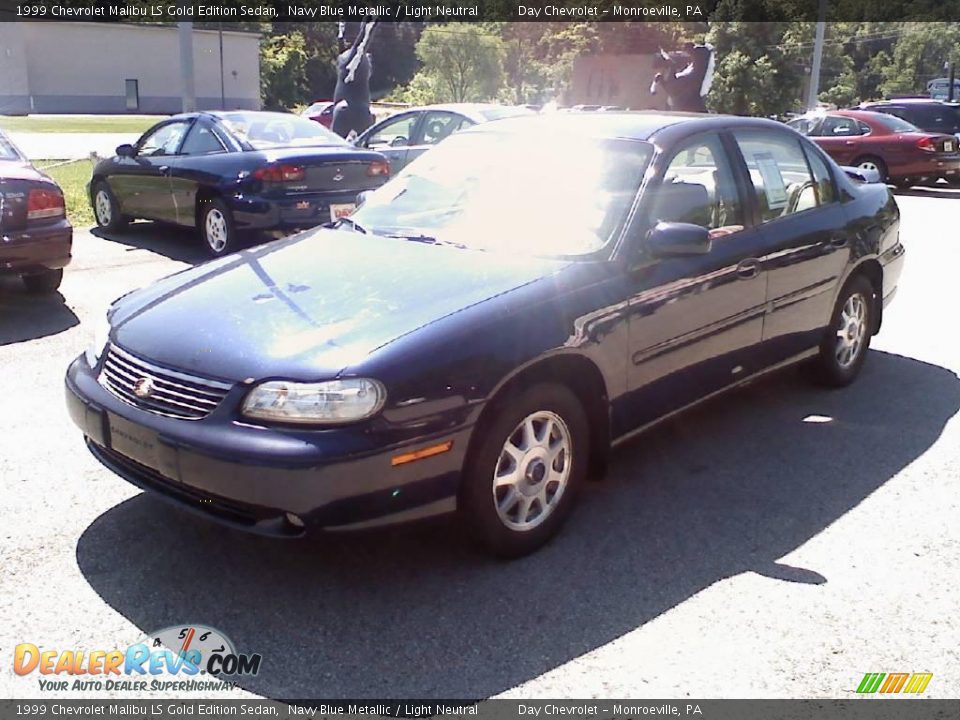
[
  {"left": 857, "top": 121, "right": 872, "bottom": 135},
  {"left": 138, "top": 122, "right": 190, "bottom": 156},
  {"left": 649, "top": 134, "right": 745, "bottom": 238},
  {"left": 179, "top": 124, "right": 225, "bottom": 156},
  {"left": 819, "top": 116, "right": 860, "bottom": 136},
  {"left": 787, "top": 117, "right": 819, "bottom": 136},
  {"left": 365, "top": 114, "right": 417, "bottom": 149},
  {"left": 801, "top": 142, "right": 836, "bottom": 205},
  {"left": 733, "top": 130, "right": 820, "bottom": 223},
  {"left": 417, "top": 112, "right": 472, "bottom": 146}
]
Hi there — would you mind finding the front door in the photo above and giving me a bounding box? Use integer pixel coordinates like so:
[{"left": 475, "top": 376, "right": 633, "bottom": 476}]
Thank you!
[
  {"left": 358, "top": 112, "right": 420, "bottom": 172},
  {"left": 618, "top": 132, "right": 768, "bottom": 433},
  {"left": 109, "top": 120, "right": 190, "bottom": 222}
]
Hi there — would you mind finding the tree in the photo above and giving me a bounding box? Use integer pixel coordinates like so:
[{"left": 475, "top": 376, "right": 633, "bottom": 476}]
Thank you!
[
  {"left": 399, "top": 24, "right": 505, "bottom": 103},
  {"left": 880, "top": 22, "right": 960, "bottom": 97},
  {"left": 259, "top": 29, "right": 309, "bottom": 110}
]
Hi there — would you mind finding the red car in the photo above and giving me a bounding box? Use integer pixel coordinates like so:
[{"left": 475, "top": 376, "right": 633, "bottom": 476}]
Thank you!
[
  {"left": 788, "top": 109, "right": 960, "bottom": 187},
  {"left": 301, "top": 100, "right": 336, "bottom": 129},
  {"left": 0, "top": 129, "right": 71, "bottom": 293}
]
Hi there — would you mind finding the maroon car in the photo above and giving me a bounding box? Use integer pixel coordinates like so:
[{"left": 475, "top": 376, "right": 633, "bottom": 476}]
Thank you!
[
  {"left": 788, "top": 109, "right": 960, "bottom": 187},
  {"left": 0, "top": 130, "right": 71, "bottom": 293},
  {"left": 301, "top": 100, "right": 336, "bottom": 129}
]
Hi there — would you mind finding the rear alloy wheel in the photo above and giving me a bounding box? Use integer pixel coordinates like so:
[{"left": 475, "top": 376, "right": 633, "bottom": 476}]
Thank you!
[
  {"left": 853, "top": 156, "right": 887, "bottom": 183},
  {"left": 92, "top": 182, "right": 128, "bottom": 232},
  {"left": 21, "top": 268, "right": 63, "bottom": 294},
  {"left": 459, "top": 383, "right": 588, "bottom": 558},
  {"left": 810, "top": 274, "right": 874, "bottom": 387},
  {"left": 199, "top": 198, "right": 236, "bottom": 257}
]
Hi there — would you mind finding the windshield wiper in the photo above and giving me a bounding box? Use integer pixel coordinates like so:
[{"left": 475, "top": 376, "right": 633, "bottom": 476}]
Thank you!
[
  {"left": 332, "top": 217, "right": 368, "bottom": 234},
  {"left": 383, "top": 231, "right": 471, "bottom": 250}
]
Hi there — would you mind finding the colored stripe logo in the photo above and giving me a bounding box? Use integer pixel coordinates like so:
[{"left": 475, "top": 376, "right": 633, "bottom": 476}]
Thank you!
[{"left": 857, "top": 672, "right": 933, "bottom": 694}]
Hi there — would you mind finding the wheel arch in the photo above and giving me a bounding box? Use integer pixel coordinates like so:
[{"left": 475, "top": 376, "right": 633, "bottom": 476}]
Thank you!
[
  {"left": 841, "top": 257, "right": 884, "bottom": 334},
  {"left": 468, "top": 352, "right": 612, "bottom": 481},
  {"left": 194, "top": 185, "right": 224, "bottom": 227}
]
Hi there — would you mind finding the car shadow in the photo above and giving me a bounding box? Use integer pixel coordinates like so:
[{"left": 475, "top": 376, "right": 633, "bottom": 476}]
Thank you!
[
  {"left": 0, "top": 277, "right": 79, "bottom": 345},
  {"left": 76, "top": 351, "right": 960, "bottom": 699},
  {"left": 90, "top": 223, "right": 276, "bottom": 265},
  {"left": 891, "top": 184, "right": 960, "bottom": 199}
]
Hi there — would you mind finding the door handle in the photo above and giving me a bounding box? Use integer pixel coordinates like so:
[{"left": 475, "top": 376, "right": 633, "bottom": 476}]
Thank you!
[
  {"left": 844, "top": 140, "right": 856, "bottom": 146},
  {"left": 158, "top": 166, "right": 170, "bottom": 175},
  {"left": 736, "top": 258, "right": 760, "bottom": 279},
  {"left": 829, "top": 235, "right": 848, "bottom": 248}
]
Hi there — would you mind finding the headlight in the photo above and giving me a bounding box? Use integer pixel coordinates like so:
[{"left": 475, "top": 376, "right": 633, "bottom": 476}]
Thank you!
[
  {"left": 241, "top": 378, "right": 386, "bottom": 425},
  {"left": 85, "top": 314, "right": 111, "bottom": 367}
]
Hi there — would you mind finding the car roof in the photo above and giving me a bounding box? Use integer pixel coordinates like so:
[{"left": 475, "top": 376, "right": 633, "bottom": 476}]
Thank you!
[
  {"left": 399, "top": 103, "right": 530, "bottom": 121},
  {"left": 466, "top": 111, "right": 791, "bottom": 142},
  {"left": 863, "top": 98, "right": 959, "bottom": 106}
]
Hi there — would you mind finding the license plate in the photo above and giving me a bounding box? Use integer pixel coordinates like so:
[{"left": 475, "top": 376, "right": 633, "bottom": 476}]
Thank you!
[
  {"left": 107, "top": 413, "right": 178, "bottom": 481},
  {"left": 945, "top": 141, "right": 955, "bottom": 152},
  {"left": 329, "top": 203, "right": 355, "bottom": 222}
]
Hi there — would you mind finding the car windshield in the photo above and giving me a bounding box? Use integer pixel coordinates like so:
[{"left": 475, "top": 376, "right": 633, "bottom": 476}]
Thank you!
[
  {"left": 0, "top": 131, "right": 24, "bottom": 161},
  {"left": 220, "top": 111, "right": 346, "bottom": 149},
  {"left": 870, "top": 113, "right": 920, "bottom": 133},
  {"left": 351, "top": 129, "right": 652, "bottom": 257}
]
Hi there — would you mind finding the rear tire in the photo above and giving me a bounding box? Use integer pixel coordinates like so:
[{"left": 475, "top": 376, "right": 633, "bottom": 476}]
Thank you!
[
  {"left": 92, "top": 181, "right": 129, "bottom": 231},
  {"left": 809, "top": 274, "right": 875, "bottom": 388},
  {"left": 199, "top": 197, "right": 237, "bottom": 258},
  {"left": 21, "top": 268, "right": 63, "bottom": 294},
  {"left": 458, "top": 383, "right": 589, "bottom": 558},
  {"left": 853, "top": 156, "right": 887, "bottom": 182}
]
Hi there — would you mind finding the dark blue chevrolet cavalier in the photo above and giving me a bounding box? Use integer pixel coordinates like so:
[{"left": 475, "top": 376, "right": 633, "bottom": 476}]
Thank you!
[{"left": 66, "top": 113, "right": 904, "bottom": 557}]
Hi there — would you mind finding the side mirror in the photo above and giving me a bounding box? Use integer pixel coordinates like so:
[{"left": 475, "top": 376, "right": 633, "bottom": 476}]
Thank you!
[
  {"left": 646, "top": 221, "right": 712, "bottom": 258},
  {"left": 116, "top": 143, "right": 137, "bottom": 158},
  {"left": 389, "top": 136, "right": 408, "bottom": 148},
  {"left": 355, "top": 191, "right": 371, "bottom": 207}
]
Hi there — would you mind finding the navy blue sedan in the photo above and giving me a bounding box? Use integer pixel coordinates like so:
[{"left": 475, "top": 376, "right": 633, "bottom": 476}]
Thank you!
[
  {"left": 66, "top": 113, "right": 904, "bottom": 557},
  {"left": 89, "top": 111, "right": 390, "bottom": 257}
]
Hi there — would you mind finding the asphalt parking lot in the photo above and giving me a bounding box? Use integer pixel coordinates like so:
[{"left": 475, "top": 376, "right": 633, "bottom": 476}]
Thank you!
[{"left": 1, "top": 186, "right": 958, "bottom": 700}]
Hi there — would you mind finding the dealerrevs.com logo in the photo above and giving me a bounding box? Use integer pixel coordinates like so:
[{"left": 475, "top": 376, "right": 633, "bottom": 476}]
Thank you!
[
  {"left": 856, "top": 672, "right": 933, "bottom": 695},
  {"left": 14, "top": 624, "right": 262, "bottom": 692}
]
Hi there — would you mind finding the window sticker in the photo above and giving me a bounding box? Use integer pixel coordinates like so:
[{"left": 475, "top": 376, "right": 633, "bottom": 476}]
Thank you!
[{"left": 754, "top": 151, "right": 788, "bottom": 209}]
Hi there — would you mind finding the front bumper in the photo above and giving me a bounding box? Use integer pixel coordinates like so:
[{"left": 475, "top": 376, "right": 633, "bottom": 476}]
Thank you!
[
  {"left": 0, "top": 219, "right": 72, "bottom": 274},
  {"left": 65, "top": 355, "right": 468, "bottom": 537}
]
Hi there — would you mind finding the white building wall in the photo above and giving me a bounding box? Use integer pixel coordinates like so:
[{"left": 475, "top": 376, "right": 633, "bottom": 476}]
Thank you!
[
  {"left": 0, "top": 25, "right": 31, "bottom": 114},
  {"left": 10, "top": 22, "right": 259, "bottom": 114}
]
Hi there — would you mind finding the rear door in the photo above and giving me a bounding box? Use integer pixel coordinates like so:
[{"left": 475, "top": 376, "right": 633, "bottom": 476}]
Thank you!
[
  {"left": 810, "top": 115, "right": 863, "bottom": 165},
  {"left": 730, "top": 129, "right": 851, "bottom": 362}
]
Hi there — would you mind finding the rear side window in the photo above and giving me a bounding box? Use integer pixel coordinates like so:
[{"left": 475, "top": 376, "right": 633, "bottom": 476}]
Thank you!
[
  {"left": 180, "top": 124, "right": 225, "bottom": 155},
  {"left": 733, "top": 130, "right": 822, "bottom": 223},
  {"left": 801, "top": 142, "right": 837, "bottom": 205}
]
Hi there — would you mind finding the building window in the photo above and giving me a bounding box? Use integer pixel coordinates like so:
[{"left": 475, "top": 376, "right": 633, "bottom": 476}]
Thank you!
[{"left": 125, "top": 79, "right": 139, "bottom": 111}]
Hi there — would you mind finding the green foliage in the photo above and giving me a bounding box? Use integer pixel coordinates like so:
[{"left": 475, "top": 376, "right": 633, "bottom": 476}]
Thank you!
[
  {"left": 259, "top": 30, "right": 309, "bottom": 110},
  {"left": 879, "top": 23, "right": 960, "bottom": 98},
  {"left": 404, "top": 24, "right": 505, "bottom": 103}
]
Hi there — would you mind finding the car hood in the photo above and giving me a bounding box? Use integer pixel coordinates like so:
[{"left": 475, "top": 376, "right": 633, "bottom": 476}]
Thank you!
[{"left": 110, "top": 229, "right": 569, "bottom": 381}]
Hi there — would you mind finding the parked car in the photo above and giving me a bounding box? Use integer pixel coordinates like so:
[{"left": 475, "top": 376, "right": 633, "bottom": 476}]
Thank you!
[
  {"left": 352, "top": 103, "right": 533, "bottom": 173},
  {"left": 788, "top": 109, "right": 960, "bottom": 187},
  {"left": 858, "top": 99, "right": 960, "bottom": 142},
  {"left": 301, "top": 100, "right": 336, "bottom": 129},
  {"left": 66, "top": 113, "right": 904, "bottom": 557},
  {"left": 89, "top": 111, "right": 391, "bottom": 257},
  {"left": 0, "top": 129, "right": 71, "bottom": 293}
]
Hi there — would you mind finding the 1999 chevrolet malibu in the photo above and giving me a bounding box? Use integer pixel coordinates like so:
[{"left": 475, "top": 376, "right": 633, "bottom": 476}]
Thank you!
[{"left": 66, "top": 113, "right": 904, "bottom": 557}]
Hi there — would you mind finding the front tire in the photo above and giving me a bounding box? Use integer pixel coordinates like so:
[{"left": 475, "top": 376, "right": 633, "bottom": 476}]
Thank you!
[
  {"left": 810, "top": 275, "right": 875, "bottom": 387},
  {"left": 459, "top": 383, "right": 589, "bottom": 558},
  {"left": 92, "top": 181, "right": 129, "bottom": 231},
  {"left": 21, "top": 268, "right": 63, "bottom": 294},
  {"left": 199, "top": 198, "right": 237, "bottom": 257}
]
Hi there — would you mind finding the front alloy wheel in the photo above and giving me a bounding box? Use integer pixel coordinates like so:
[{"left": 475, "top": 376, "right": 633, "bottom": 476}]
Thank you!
[
  {"left": 459, "top": 383, "right": 589, "bottom": 558},
  {"left": 494, "top": 411, "right": 572, "bottom": 532},
  {"left": 92, "top": 182, "right": 128, "bottom": 231}
]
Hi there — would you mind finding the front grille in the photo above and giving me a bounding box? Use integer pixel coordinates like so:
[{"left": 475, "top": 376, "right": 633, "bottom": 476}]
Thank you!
[{"left": 99, "top": 344, "right": 232, "bottom": 420}]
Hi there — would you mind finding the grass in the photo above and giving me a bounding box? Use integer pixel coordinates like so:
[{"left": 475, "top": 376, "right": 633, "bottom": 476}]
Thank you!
[
  {"left": 37, "top": 159, "right": 95, "bottom": 227},
  {"left": 0, "top": 115, "right": 163, "bottom": 134}
]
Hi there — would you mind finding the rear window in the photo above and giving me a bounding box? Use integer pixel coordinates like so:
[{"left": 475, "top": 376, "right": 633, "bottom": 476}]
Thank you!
[
  {"left": 220, "top": 111, "right": 346, "bottom": 149},
  {"left": 0, "top": 131, "right": 24, "bottom": 161},
  {"left": 869, "top": 113, "right": 921, "bottom": 133}
]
